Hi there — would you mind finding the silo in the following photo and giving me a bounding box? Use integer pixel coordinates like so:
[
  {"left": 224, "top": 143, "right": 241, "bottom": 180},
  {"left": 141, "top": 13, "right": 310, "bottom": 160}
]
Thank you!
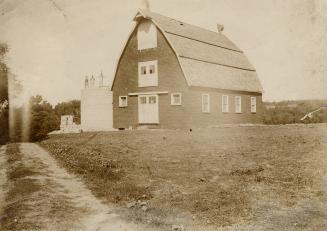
[{"left": 81, "top": 76, "right": 113, "bottom": 131}]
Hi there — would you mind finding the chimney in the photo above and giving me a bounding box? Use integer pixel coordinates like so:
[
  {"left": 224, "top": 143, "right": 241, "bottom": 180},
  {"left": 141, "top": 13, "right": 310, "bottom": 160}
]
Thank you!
[
  {"left": 98, "top": 72, "right": 104, "bottom": 87},
  {"left": 142, "top": 0, "right": 150, "bottom": 10},
  {"left": 84, "top": 76, "right": 89, "bottom": 88},
  {"left": 217, "top": 24, "right": 224, "bottom": 33},
  {"left": 90, "top": 75, "right": 95, "bottom": 88}
]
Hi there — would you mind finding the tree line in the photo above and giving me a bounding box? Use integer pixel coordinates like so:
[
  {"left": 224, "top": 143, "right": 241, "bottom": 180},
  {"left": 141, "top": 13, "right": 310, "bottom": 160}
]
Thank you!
[
  {"left": 10, "top": 96, "right": 80, "bottom": 142},
  {"left": 262, "top": 100, "right": 327, "bottom": 124}
]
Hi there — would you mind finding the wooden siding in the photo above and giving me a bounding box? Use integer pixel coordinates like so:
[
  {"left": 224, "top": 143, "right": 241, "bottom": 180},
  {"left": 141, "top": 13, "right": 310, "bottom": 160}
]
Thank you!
[{"left": 112, "top": 20, "right": 263, "bottom": 129}]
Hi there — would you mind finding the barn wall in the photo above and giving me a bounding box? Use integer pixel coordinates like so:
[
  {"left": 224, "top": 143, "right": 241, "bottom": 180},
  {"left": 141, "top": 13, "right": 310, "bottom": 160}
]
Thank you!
[{"left": 112, "top": 20, "right": 263, "bottom": 129}]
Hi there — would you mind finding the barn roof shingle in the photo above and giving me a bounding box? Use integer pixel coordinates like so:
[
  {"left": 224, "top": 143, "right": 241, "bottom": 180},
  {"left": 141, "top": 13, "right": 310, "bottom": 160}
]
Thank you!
[{"left": 134, "top": 9, "right": 263, "bottom": 93}]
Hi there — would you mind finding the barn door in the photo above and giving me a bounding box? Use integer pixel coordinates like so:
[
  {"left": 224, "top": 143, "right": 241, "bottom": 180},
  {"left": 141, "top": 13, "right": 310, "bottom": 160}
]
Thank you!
[{"left": 138, "top": 95, "right": 159, "bottom": 124}]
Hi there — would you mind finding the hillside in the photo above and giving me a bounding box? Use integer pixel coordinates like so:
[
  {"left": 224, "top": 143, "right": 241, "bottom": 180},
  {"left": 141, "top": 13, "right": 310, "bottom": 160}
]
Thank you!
[{"left": 263, "top": 99, "right": 327, "bottom": 124}]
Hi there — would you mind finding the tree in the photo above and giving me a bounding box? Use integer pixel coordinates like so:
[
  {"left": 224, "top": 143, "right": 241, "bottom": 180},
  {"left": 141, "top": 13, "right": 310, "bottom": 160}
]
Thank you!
[
  {"left": 0, "top": 43, "right": 9, "bottom": 144},
  {"left": 29, "top": 95, "right": 58, "bottom": 141}
]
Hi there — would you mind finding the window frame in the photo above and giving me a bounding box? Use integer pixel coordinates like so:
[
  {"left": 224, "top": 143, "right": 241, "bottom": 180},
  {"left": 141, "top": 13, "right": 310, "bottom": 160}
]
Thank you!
[
  {"left": 202, "top": 94, "right": 210, "bottom": 113},
  {"left": 222, "top": 95, "right": 229, "bottom": 113},
  {"left": 235, "top": 96, "right": 242, "bottom": 113},
  {"left": 119, "top": 96, "right": 128, "bottom": 107},
  {"left": 171, "top": 93, "right": 182, "bottom": 106},
  {"left": 251, "top": 96, "right": 257, "bottom": 113}
]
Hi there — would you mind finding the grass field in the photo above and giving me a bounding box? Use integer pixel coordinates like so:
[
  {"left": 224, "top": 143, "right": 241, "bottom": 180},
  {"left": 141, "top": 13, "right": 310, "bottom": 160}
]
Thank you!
[{"left": 41, "top": 124, "right": 327, "bottom": 230}]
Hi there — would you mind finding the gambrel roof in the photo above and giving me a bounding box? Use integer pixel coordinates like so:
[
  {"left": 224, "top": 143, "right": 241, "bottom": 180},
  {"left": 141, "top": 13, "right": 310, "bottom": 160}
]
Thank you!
[{"left": 114, "top": 9, "right": 263, "bottom": 93}]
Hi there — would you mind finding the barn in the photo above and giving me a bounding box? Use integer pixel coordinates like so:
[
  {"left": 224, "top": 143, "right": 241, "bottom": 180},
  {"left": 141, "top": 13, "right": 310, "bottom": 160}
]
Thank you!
[{"left": 111, "top": 9, "right": 263, "bottom": 129}]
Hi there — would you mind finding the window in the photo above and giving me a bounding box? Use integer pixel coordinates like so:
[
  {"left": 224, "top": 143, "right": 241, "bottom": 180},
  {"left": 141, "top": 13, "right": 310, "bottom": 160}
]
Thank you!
[
  {"left": 149, "top": 65, "right": 155, "bottom": 74},
  {"left": 235, "top": 96, "right": 242, "bottom": 113},
  {"left": 149, "top": 96, "right": 157, "bottom": 104},
  {"left": 140, "top": 96, "right": 147, "bottom": 104},
  {"left": 141, "top": 66, "right": 146, "bottom": 75},
  {"left": 137, "top": 21, "right": 157, "bottom": 50},
  {"left": 202, "top": 94, "right": 210, "bottom": 113},
  {"left": 119, "top": 96, "right": 128, "bottom": 107},
  {"left": 222, "top": 95, "right": 229, "bottom": 113},
  {"left": 251, "top": 97, "right": 257, "bottom": 113},
  {"left": 171, "top": 93, "right": 182, "bottom": 105},
  {"left": 138, "top": 60, "right": 158, "bottom": 87}
]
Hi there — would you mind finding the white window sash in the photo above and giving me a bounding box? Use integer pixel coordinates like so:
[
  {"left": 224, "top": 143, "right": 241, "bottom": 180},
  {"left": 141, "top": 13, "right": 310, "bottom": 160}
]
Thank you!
[
  {"left": 202, "top": 94, "right": 210, "bottom": 113},
  {"left": 222, "top": 95, "right": 229, "bottom": 113},
  {"left": 235, "top": 96, "right": 242, "bottom": 113},
  {"left": 171, "top": 93, "right": 182, "bottom": 105},
  {"left": 119, "top": 96, "right": 128, "bottom": 107},
  {"left": 251, "top": 97, "right": 257, "bottom": 113}
]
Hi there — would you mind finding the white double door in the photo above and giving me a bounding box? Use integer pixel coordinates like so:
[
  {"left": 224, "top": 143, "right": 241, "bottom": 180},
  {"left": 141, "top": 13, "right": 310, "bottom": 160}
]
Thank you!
[{"left": 138, "top": 95, "right": 159, "bottom": 124}]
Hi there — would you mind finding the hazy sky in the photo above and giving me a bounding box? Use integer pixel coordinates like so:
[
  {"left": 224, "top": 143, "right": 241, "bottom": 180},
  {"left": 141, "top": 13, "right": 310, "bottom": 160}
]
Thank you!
[{"left": 0, "top": 0, "right": 327, "bottom": 104}]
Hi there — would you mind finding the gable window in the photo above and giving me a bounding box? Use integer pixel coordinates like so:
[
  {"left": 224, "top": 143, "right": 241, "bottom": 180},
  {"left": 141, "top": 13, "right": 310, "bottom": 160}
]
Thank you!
[
  {"left": 222, "top": 95, "right": 229, "bottom": 113},
  {"left": 251, "top": 97, "right": 257, "bottom": 113},
  {"left": 119, "top": 96, "right": 128, "bottom": 107},
  {"left": 235, "top": 96, "right": 242, "bottom": 113},
  {"left": 138, "top": 60, "right": 158, "bottom": 87},
  {"left": 171, "top": 93, "right": 182, "bottom": 105},
  {"left": 137, "top": 21, "right": 157, "bottom": 50},
  {"left": 202, "top": 94, "right": 210, "bottom": 113}
]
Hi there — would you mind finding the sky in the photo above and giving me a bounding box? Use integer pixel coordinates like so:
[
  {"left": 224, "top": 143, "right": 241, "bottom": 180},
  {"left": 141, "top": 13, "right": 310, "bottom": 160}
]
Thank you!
[{"left": 0, "top": 0, "right": 327, "bottom": 104}]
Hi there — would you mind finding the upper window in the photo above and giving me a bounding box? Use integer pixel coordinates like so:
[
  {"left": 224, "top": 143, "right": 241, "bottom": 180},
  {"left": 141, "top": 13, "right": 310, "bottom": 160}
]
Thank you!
[
  {"left": 137, "top": 21, "right": 157, "bottom": 50},
  {"left": 251, "top": 97, "right": 257, "bottom": 113},
  {"left": 235, "top": 96, "right": 242, "bottom": 113},
  {"left": 138, "top": 60, "right": 158, "bottom": 87},
  {"left": 222, "top": 95, "right": 229, "bottom": 113},
  {"left": 149, "top": 65, "right": 155, "bottom": 74},
  {"left": 141, "top": 66, "right": 146, "bottom": 75},
  {"left": 171, "top": 93, "right": 182, "bottom": 106},
  {"left": 119, "top": 96, "right": 128, "bottom": 107},
  {"left": 202, "top": 94, "right": 210, "bottom": 113}
]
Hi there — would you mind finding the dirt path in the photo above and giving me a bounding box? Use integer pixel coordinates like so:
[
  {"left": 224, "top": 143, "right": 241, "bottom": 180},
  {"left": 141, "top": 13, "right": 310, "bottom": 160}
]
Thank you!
[
  {"left": 0, "top": 143, "right": 154, "bottom": 231},
  {"left": 0, "top": 145, "right": 7, "bottom": 216}
]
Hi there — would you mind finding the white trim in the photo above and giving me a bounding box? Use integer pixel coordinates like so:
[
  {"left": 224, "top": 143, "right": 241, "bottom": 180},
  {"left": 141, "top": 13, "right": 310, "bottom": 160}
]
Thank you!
[
  {"left": 222, "top": 95, "right": 229, "bottom": 113},
  {"left": 171, "top": 93, "right": 182, "bottom": 105},
  {"left": 235, "top": 96, "right": 242, "bottom": 113},
  {"left": 202, "top": 94, "right": 210, "bottom": 113},
  {"left": 119, "top": 96, "right": 128, "bottom": 107},
  {"left": 128, "top": 91, "right": 168, "bottom": 96}
]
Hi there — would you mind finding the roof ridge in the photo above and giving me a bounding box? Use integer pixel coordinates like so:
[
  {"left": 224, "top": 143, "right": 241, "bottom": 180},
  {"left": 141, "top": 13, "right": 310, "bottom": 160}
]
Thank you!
[{"left": 139, "top": 9, "right": 223, "bottom": 36}]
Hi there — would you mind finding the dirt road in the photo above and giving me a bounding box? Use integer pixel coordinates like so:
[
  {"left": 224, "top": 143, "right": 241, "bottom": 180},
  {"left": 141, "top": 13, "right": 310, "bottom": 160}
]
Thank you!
[{"left": 0, "top": 143, "right": 154, "bottom": 231}]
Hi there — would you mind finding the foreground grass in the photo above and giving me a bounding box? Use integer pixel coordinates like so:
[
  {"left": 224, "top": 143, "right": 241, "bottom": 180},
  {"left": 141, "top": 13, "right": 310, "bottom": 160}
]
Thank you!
[{"left": 41, "top": 124, "right": 327, "bottom": 228}]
